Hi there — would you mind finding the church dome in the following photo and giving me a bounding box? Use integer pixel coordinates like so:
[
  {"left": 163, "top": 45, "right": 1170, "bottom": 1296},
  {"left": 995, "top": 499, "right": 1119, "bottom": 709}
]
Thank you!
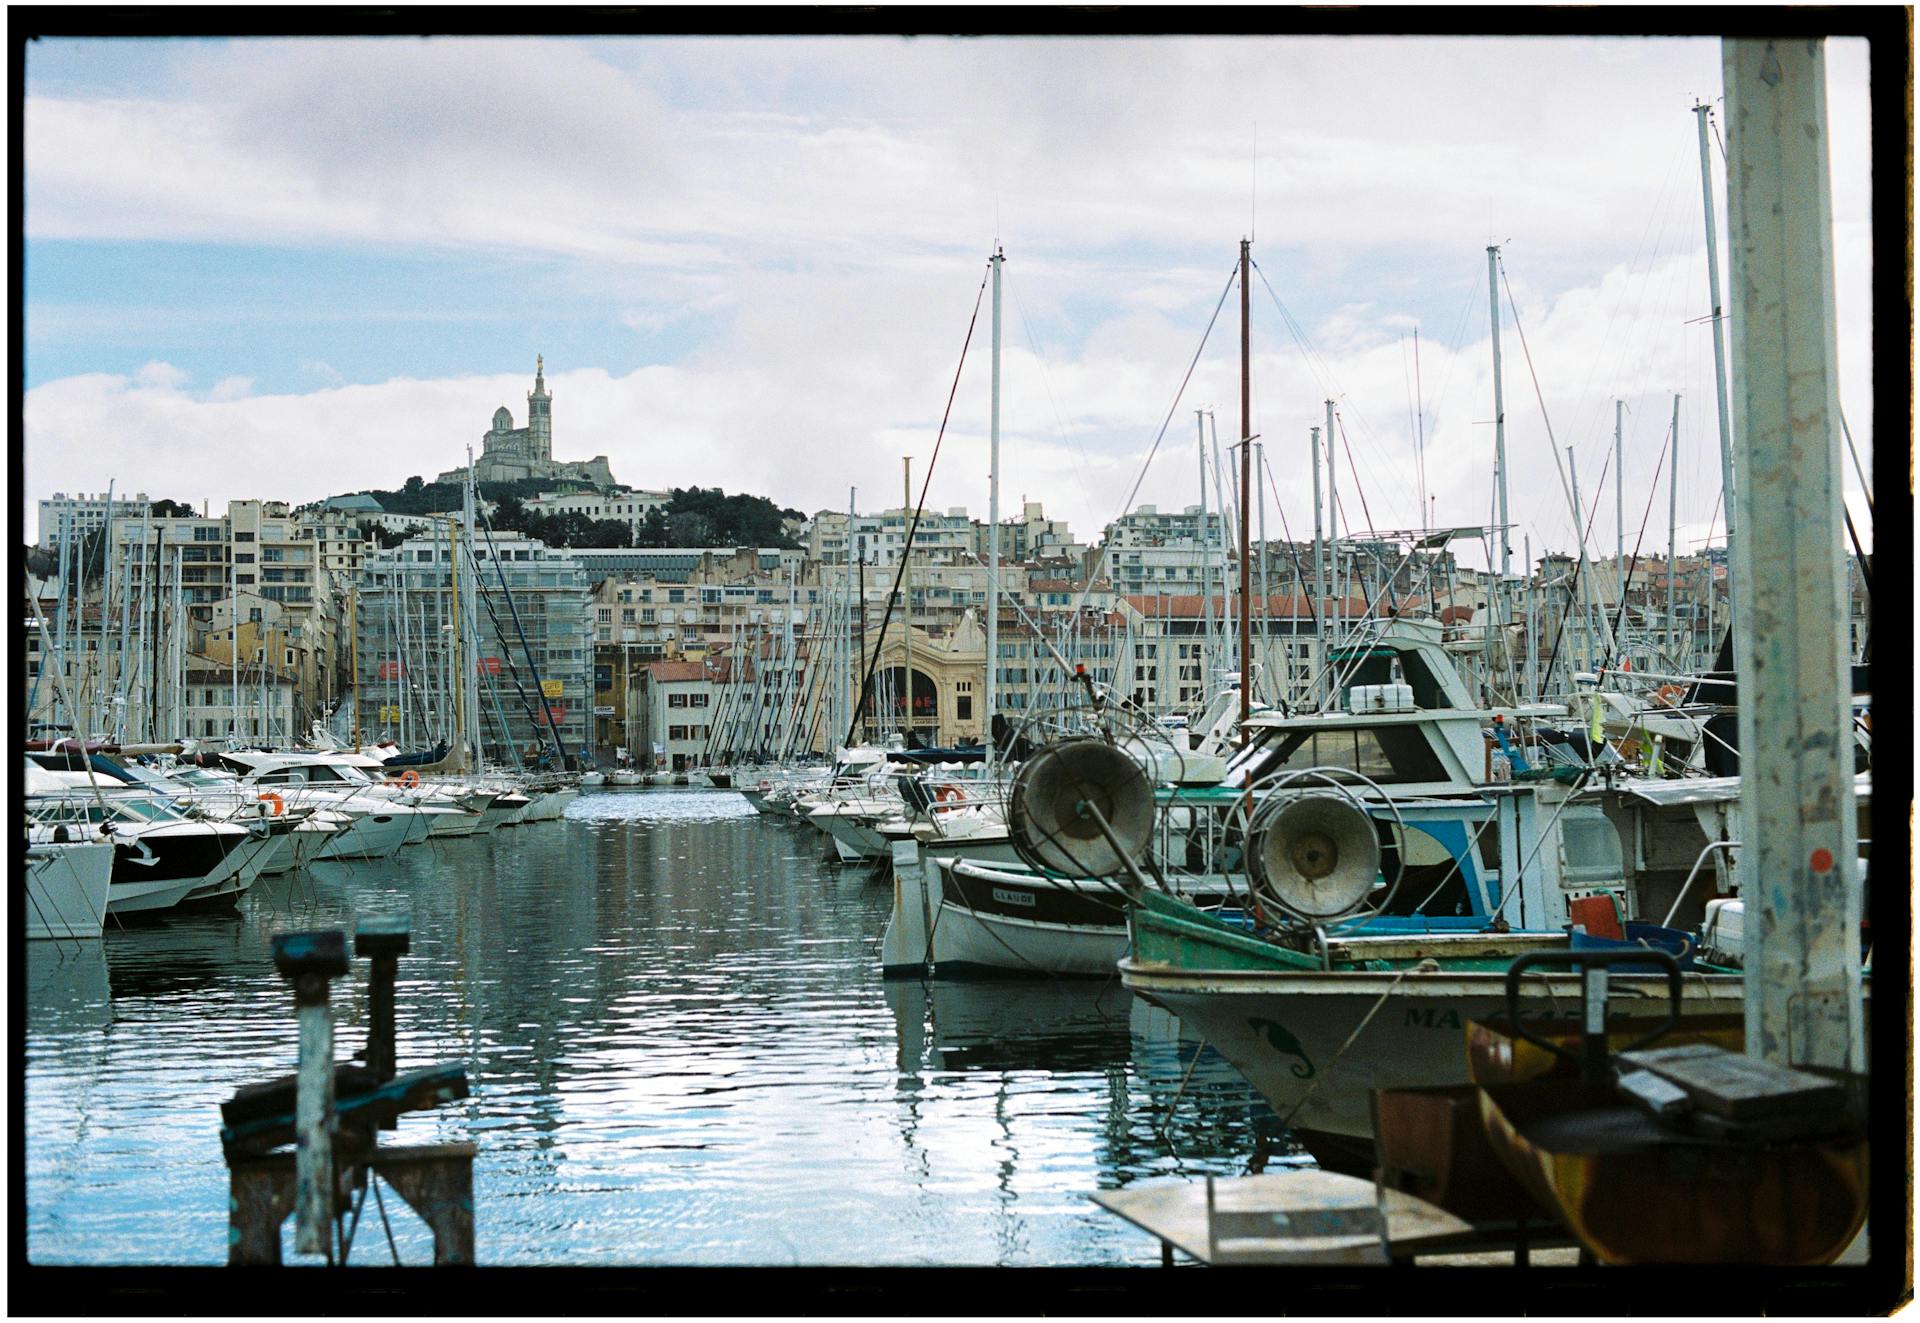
[{"left": 492, "top": 406, "right": 513, "bottom": 432}]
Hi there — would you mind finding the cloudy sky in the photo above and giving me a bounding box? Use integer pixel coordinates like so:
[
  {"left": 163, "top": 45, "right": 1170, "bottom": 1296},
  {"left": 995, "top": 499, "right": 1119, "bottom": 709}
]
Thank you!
[{"left": 23, "top": 30, "right": 1876, "bottom": 565}]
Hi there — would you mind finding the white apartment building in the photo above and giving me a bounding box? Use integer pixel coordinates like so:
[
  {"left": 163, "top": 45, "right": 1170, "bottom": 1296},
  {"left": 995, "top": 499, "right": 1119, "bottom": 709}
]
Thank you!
[
  {"left": 807, "top": 507, "right": 975, "bottom": 567},
  {"left": 36, "top": 490, "right": 152, "bottom": 549},
  {"left": 525, "top": 488, "right": 673, "bottom": 533}
]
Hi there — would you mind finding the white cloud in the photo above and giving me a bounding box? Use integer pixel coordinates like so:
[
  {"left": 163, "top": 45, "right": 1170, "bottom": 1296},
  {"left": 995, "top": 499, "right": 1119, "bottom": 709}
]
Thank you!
[
  {"left": 23, "top": 233, "right": 1873, "bottom": 557},
  {"left": 134, "top": 360, "right": 187, "bottom": 389},
  {"left": 22, "top": 33, "right": 1877, "bottom": 560}
]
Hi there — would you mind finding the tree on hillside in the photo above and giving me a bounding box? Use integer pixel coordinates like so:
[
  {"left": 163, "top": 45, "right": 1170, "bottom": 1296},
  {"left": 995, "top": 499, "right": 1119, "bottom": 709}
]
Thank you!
[
  {"left": 149, "top": 498, "right": 196, "bottom": 519},
  {"left": 667, "top": 511, "right": 716, "bottom": 547},
  {"left": 635, "top": 508, "right": 670, "bottom": 548}
]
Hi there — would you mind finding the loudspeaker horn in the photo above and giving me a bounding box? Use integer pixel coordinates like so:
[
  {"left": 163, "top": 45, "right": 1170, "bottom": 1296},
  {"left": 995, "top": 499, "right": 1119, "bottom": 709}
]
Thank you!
[
  {"left": 1246, "top": 794, "right": 1382, "bottom": 920},
  {"left": 1007, "top": 738, "right": 1156, "bottom": 877}
]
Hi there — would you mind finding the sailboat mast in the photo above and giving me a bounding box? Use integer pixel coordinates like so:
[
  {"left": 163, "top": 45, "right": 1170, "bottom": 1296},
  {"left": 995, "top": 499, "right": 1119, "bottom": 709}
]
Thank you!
[
  {"left": 1256, "top": 440, "right": 1271, "bottom": 707},
  {"left": 986, "top": 247, "right": 1002, "bottom": 766},
  {"left": 1614, "top": 400, "right": 1626, "bottom": 612},
  {"left": 349, "top": 581, "right": 360, "bottom": 749},
  {"left": 1324, "top": 399, "right": 1339, "bottom": 655},
  {"left": 902, "top": 456, "right": 912, "bottom": 744},
  {"left": 1237, "top": 238, "right": 1251, "bottom": 739},
  {"left": 448, "top": 514, "right": 465, "bottom": 770},
  {"left": 1667, "top": 394, "right": 1681, "bottom": 667},
  {"left": 1485, "top": 248, "right": 1515, "bottom": 700},
  {"left": 1310, "top": 425, "right": 1324, "bottom": 707},
  {"left": 1694, "top": 100, "right": 1738, "bottom": 612},
  {"left": 463, "top": 457, "right": 484, "bottom": 769},
  {"left": 1196, "top": 410, "right": 1213, "bottom": 704}
]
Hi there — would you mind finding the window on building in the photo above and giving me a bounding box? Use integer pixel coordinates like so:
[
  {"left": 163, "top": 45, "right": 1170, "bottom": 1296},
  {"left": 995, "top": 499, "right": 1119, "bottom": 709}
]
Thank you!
[
  {"left": 689, "top": 693, "right": 710, "bottom": 707},
  {"left": 235, "top": 531, "right": 255, "bottom": 542},
  {"left": 668, "top": 693, "right": 688, "bottom": 708}
]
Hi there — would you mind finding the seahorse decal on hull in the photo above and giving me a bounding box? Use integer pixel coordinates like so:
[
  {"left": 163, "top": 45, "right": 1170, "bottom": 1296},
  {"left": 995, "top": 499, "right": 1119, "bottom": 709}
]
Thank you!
[{"left": 1247, "top": 1017, "right": 1315, "bottom": 1079}]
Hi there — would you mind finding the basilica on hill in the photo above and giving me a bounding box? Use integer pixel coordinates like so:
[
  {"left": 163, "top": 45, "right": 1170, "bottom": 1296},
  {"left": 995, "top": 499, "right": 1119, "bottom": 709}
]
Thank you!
[{"left": 435, "top": 356, "right": 618, "bottom": 488}]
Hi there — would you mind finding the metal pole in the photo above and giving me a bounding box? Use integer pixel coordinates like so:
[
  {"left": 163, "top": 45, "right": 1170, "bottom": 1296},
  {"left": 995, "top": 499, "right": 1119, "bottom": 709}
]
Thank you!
[
  {"left": 1310, "top": 425, "right": 1326, "bottom": 706},
  {"left": 986, "top": 248, "right": 1002, "bottom": 764},
  {"left": 1667, "top": 395, "right": 1681, "bottom": 667},
  {"left": 228, "top": 505, "right": 240, "bottom": 742},
  {"left": 1196, "top": 410, "right": 1213, "bottom": 705},
  {"left": 902, "top": 457, "right": 912, "bottom": 743},
  {"left": 1256, "top": 441, "right": 1271, "bottom": 706},
  {"left": 98, "top": 482, "right": 115, "bottom": 737},
  {"left": 1324, "top": 399, "right": 1339, "bottom": 654},
  {"left": 1238, "top": 239, "right": 1251, "bottom": 740},
  {"left": 1614, "top": 399, "right": 1626, "bottom": 623},
  {"left": 1524, "top": 534, "right": 1537, "bottom": 700},
  {"left": 1696, "top": 99, "right": 1739, "bottom": 617},
  {"left": 1567, "top": 446, "right": 1589, "bottom": 676},
  {"left": 1723, "top": 36, "right": 1861, "bottom": 1071},
  {"left": 1486, "top": 247, "right": 1512, "bottom": 690}
]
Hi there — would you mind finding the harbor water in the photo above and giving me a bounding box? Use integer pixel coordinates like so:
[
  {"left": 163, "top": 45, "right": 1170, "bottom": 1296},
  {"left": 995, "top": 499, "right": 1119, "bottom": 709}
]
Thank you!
[{"left": 25, "top": 788, "right": 1288, "bottom": 1267}]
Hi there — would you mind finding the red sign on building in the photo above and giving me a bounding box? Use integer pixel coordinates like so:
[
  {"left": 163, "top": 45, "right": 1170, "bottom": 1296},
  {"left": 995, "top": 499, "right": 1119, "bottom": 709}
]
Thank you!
[
  {"left": 377, "top": 660, "right": 405, "bottom": 681},
  {"left": 545, "top": 704, "right": 567, "bottom": 725},
  {"left": 476, "top": 656, "right": 501, "bottom": 676}
]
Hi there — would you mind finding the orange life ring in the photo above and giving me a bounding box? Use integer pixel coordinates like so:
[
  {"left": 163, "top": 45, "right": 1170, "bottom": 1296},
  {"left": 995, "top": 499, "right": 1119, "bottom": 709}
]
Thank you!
[
  {"left": 934, "top": 784, "right": 965, "bottom": 804},
  {"left": 393, "top": 769, "right": 421, "bottom": 788},
  {"left": 258, "top": 791, "right": 284, "bottom": 816},
  {"left": 1653, "top": 684, "right": 1686, "bottom": 708}
]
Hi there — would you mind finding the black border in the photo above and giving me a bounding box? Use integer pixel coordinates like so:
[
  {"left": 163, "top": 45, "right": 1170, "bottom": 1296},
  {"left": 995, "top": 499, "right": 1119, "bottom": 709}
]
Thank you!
[{"left": 10, "top": 5, "right": 1912, "bottom": 1316}]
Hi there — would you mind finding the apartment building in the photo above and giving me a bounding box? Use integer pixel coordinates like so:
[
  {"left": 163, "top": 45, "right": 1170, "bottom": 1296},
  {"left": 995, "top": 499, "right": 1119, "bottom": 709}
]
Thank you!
[
  {"left": 35, "top": 490, "right": 152, "bottom": 549},
  {"left": 356, "top": 532, "right": 593, "bottom": 765}
]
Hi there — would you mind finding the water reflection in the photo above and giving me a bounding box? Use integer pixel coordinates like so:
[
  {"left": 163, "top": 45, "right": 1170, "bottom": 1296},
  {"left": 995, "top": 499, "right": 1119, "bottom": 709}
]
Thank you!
[{"left": 26, "top": 789, "right": 1284, "bottom": 1266}]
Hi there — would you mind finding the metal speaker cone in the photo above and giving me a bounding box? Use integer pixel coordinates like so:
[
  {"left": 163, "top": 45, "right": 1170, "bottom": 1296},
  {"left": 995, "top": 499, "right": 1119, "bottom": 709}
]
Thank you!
[
  {"left": 1007, "top": 738, "right": 1155, "bottom": 877},
  {"left": 1247, "top": 794, "right": 1382, "bottom": 920}
]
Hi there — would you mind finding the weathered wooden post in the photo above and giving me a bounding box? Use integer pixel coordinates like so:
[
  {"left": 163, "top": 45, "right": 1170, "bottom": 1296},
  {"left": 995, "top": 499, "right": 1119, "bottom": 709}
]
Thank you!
[
  {"left": 271, "top": 929, "right": 350, "bottom": 1259},
  {"left": 356, "top": 915, "right": 410, "bottom": 1090},
  {"left": 1721, "top": 36, "right": 1865, "bottom": 1073}
]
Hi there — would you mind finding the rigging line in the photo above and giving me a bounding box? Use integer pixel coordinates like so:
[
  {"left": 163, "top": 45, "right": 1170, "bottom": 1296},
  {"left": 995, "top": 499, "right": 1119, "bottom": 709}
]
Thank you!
[
  {"left": 1332, "top": 412, "right": 1378, "bottom": 541},
  {"left": 1496, "top": 255, "right": 1619, "bottom": 660},
  {"left": 1007, "top": 273, "right": 1099, "bottom": 531},
  {"left": 1257, "top": 448, "right": 1319, "bottom": 690},
  {"left": 1074, "top": 262, "right": 1240, "bottom": 618},
  {"left": 1839, "top": 409, "right": 1874, "bottom": 519},
  {"left": 1604, "top": 415, "right": 1674, "bottom": 669},
  {"left": 1250, "top": 260, "right": 1409, "bottom": 528},
  {"left": 845, "top": 263, "right": 991, "bottom": 749}
]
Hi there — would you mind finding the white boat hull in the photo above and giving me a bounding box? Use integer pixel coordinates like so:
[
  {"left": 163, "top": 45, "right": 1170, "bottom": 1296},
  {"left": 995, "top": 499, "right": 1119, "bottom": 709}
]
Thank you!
[
  {"left": 317, "top": 810, "right": 417, "bottom": 860},
  {"left": 25, "top": 843, "right": 114, "bottom": 939}
]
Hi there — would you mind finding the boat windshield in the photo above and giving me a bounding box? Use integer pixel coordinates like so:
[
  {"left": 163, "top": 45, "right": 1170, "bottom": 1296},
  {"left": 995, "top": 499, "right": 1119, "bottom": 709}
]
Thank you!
[
  {"left": 1234, "top": 722, "right": 1452, "bottom": 787},
  {"left": 107, "top": 796, "right": 187, "bottom": 823}
]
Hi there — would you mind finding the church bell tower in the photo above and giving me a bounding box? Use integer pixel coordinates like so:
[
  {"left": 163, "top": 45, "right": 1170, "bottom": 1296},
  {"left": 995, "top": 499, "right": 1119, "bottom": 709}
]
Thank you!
[{"left": 527, "top": 355, "right": 552, "bottom": 462}]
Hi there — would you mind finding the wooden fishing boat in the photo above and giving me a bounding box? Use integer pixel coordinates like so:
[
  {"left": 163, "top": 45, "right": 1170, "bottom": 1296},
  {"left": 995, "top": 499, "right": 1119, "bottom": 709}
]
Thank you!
[
  {"left": 1470, "top": 950, "right": 1869, "bottom": 1265},
  {"left": 1476, "top": 1075, "right": 1867, "bottom": 1265}
]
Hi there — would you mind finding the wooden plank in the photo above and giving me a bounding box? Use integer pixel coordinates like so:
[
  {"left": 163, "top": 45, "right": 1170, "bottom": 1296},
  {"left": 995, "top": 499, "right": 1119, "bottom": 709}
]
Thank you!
[
  {"left": 1615, "top": 1044, "right": 1845, "bottom": 1121},
  {"left": 1091, "top": 1171, "right": 1475, "bottom": 1265},
  {"left": 222, "top": 1063, "right": 468, "bottom": 1157}
]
